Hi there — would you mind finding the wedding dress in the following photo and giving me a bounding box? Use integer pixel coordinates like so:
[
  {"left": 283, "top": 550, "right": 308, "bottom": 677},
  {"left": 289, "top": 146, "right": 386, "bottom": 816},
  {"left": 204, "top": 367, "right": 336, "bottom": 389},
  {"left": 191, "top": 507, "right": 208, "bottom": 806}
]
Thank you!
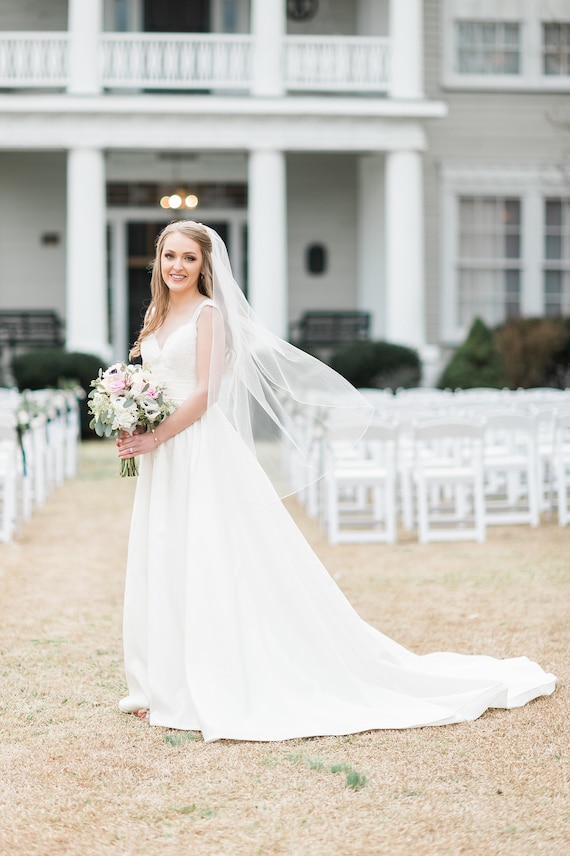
[{"left": 119, "top": 298, "right": 556, "bottom": 741}]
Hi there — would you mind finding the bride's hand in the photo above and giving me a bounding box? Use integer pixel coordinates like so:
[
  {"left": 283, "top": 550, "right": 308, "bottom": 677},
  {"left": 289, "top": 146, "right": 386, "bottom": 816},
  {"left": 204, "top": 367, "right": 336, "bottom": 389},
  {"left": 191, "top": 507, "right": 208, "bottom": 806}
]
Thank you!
[{"left": 117, "top": 428, "right": 156, "bottom": 459}]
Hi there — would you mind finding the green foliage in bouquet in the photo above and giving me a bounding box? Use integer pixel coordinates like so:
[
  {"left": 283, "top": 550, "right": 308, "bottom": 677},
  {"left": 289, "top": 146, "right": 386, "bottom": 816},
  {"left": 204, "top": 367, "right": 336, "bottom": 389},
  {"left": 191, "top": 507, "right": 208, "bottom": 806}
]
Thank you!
[
  {"left": 10, "top": 347, "right": 104, "bottom": 438},
  {"left": 438, "top": 318, "right": 505, "bottom": 390},
  {"left": 329, "top": 339, "right": 421, "bottom": 390}
]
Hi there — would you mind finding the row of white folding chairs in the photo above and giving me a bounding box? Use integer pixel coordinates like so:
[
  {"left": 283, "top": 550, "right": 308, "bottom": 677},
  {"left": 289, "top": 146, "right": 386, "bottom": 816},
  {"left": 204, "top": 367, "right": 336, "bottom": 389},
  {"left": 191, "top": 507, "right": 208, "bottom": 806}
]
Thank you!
[
  {"left": 292, "top": 404, "right": 570, "bottom": 545},
  {"left": 364, "top": 388, "right": 570, "bottom": 520},
  {"left": 0, "top": 389, "right": 80, "bottom": 543}
]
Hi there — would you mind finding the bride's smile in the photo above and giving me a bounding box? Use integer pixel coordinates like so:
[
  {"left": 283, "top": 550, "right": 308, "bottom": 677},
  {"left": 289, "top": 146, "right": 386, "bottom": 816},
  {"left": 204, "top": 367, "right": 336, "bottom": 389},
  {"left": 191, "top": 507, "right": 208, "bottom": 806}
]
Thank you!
[{"left": 161, "top": 232, "right": 203, "bottom": 298}]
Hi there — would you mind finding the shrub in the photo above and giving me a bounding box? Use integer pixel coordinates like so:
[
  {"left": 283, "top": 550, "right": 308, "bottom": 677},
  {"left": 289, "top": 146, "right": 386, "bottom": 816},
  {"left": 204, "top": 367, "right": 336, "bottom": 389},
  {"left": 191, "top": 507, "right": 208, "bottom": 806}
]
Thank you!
[
  {"left": 11, "top": 347, "right": 105, "bottom": 437},
  {"left": 438, "top": 318, "right": 505, "bottom": 390},
  {"left": 494, "top": 316, "right": 570, "bottom": 389},
  {"left": 330, "top": 340, "right": 421, "bottom": 390}
]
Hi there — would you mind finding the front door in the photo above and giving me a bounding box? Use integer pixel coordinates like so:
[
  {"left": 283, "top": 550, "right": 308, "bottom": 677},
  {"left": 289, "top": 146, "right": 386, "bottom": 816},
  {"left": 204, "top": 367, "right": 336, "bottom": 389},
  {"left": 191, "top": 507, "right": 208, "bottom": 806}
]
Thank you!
[{"left": 143, "top": 0, "right": 210, "bottom": 32}]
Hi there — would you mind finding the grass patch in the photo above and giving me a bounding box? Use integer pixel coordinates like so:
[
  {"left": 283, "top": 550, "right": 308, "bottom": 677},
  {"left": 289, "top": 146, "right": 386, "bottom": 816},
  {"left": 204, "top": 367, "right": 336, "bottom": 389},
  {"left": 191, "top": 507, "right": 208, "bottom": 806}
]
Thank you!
[
  {"left": 286, "top": 753, "right": 367, "bottom": 790},
  {"left": 164, "top": 731, "right": 202, "bottom": 746}
]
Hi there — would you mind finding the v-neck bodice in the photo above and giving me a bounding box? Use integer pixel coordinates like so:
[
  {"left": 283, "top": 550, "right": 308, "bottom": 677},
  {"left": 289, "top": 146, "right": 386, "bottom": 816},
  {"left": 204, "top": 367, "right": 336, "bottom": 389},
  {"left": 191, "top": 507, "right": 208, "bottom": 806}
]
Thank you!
[{"left": 141, "top": 300, "right": 214, "bottom": 403}]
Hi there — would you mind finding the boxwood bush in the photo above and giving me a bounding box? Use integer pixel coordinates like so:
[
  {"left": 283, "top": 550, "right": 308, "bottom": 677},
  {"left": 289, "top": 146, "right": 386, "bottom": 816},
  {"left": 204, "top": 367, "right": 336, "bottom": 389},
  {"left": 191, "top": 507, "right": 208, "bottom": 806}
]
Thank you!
[
  {"left": 11, "top": 347, "right": 105, "bottom": 438},
  {"left": 330, "top": 339, "right": 421, "bottom": 390},
  {"left": 438, "top": 318, "right": 505, "bottom": 390}
]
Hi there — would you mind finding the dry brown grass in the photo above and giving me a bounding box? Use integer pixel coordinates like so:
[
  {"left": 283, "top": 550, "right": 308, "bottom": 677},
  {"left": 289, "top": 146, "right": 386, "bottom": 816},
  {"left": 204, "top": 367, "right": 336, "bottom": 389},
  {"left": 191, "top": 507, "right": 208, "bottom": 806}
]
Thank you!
[{"left": 0, "top": 440, "right": 568, "bottom": 856}]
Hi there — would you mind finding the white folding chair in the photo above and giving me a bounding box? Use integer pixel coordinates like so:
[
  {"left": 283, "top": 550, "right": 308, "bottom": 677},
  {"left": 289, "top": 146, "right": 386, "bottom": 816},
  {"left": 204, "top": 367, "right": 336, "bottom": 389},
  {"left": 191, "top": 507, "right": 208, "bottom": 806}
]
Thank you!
[
  {"left": 64, "top": 394, "right": 81, "bottom": 479},
  {"left": 481, "top": 411, "right": 540, "bottom": 527},
  {"left": 553, "top": 411, "right": 570, "bottom": 527},
  {"left": 0, "top": 438, "right": 17, "bottom": 543},
  {"left": 412, "top": 418, "right": 486, "bottom": 544},
  {"left": 323, "top": 421, "right": 398, "bottom": 545},
  {"left": 529, "top": 405, "right": 559, "bottom": 516}
]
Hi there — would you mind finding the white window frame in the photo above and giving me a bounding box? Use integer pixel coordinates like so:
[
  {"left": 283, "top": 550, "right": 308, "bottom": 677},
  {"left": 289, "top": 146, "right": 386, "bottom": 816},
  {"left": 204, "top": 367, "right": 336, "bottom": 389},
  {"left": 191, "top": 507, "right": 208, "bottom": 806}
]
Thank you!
[
  {"left": 441, "top": 0, "right": 570, "bottom": 91},
  {"left": 441, "top": 163, "right": 569, "bottom": 345},
  {"left": 544, "top": 197, "right": 570, "bottom": 315}
]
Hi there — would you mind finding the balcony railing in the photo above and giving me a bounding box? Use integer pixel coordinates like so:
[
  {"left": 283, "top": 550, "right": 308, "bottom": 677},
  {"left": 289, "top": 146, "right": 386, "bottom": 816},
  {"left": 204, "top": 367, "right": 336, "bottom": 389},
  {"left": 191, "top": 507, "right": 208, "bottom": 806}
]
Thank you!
[
  {"left": 0, "top": 33, "right": 68, "bottom": 87},
  {"left": 285, "top": 36, "right": 390, "bottom": 91},
  {"left": 102, "top": 33, "right": 252, "bottom": 90},
  {"left": 0, "top": 32, "right": 390, "bottom": 94}
]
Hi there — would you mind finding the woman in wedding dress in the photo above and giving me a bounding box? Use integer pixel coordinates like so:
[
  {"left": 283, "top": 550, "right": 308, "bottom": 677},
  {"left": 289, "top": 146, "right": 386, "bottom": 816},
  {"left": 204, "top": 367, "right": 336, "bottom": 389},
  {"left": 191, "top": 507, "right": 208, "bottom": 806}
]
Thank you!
[{"left": 116, "top": 220, "right": 556, "bottom": 742}]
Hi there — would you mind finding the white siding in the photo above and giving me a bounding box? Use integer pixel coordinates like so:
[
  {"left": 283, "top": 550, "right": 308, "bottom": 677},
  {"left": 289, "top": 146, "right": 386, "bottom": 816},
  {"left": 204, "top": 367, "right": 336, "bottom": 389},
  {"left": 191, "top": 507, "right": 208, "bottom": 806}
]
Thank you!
[
  {"left": 423, "top": 0, "right": 570, "bottom": 346},
  {"left": 0, "top": 0, "right": 67, "bottom": 30},
  {"left": 286, "top": 0, "right": 357, "bottom": 36},
  {"left": 0, "top": 152, "right": 66, "bottom": 316}
]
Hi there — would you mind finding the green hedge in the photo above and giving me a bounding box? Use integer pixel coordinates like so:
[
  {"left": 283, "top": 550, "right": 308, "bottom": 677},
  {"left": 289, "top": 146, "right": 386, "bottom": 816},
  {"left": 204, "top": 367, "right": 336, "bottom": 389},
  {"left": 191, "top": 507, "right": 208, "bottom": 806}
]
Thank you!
[
  {"left": 11, "top": 347, "right": 105, "bottom": 438},
  {"left": 438, "top": 316, "right": 570, "bottom": 390},
  {"left": 330, "top": 339, "right": 421, "bottom": 390}
]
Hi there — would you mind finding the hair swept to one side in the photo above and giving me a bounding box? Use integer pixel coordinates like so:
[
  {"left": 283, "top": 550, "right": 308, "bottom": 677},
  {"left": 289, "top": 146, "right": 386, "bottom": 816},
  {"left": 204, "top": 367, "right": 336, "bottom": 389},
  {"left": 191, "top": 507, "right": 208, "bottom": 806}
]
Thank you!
[{"left": 129, "top": 220, "right": 213, "bottom": 359}]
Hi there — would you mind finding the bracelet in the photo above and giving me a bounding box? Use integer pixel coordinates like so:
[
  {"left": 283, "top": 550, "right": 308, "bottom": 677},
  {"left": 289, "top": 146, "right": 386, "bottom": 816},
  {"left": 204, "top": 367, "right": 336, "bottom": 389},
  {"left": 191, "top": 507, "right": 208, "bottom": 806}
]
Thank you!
[{"left": 151, "top": 428, "right": 159, "bottom": 445}]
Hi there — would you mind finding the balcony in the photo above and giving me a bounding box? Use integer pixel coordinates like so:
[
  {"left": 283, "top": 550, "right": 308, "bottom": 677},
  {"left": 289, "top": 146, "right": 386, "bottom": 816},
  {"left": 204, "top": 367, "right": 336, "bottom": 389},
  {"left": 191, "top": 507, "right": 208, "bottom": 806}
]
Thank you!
[{"left": 0, "top": 32, "right": 391, "bottom": 95}]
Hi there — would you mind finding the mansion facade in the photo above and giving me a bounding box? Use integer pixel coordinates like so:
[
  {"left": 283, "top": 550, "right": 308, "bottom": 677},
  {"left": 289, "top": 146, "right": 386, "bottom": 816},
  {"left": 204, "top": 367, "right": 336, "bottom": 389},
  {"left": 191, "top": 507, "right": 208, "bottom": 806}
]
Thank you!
[{"left": 0, "top": 0, "right": 569, "bottom": 379}]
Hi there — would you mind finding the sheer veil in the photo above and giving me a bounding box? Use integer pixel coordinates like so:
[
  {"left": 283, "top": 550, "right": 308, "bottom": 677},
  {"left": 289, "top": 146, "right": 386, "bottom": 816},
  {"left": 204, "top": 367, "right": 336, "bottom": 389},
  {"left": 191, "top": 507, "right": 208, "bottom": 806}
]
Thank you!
[{"left": 201, "top": 224, "right": 373, "bottom": 497}]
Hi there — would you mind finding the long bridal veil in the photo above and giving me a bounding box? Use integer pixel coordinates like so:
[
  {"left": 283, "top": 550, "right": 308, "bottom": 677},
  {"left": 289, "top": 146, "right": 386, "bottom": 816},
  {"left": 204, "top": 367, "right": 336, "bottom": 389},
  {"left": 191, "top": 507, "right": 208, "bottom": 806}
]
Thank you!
[{"left": 204, "top": 224, "right": 374, "bottom": 497}]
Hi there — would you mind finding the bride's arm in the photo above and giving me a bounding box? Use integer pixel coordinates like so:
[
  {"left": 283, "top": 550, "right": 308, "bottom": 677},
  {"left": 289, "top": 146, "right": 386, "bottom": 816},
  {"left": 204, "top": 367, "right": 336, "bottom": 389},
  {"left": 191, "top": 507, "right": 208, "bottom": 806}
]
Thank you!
[{"left": 117, "top": 306, "right": 224, "bottom": 459}]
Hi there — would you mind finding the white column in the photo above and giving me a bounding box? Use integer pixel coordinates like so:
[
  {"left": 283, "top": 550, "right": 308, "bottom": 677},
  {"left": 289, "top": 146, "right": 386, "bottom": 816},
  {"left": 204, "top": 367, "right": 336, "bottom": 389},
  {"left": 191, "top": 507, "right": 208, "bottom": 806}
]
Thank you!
[
  {"left": 251, "top": 0, "right": 285, "bottom": 96},
  {"left": 110, "top": 219, "right": 128, "bottom": 361},
  {"left": 68, "top": 0, "right": 103, "bottom": 94},
  {"left": 389, "top": 0, "right": 424, "bottom": 99},
  {"left": 523, "top": 191, "right": 544, "bottom": 315},
  {"left": 66, "top": 148, "right": 109, "bottom": 359},
  {"left": 384, "top": 149, "right": 425, "bottom": 350},
  {"left": 357, "top": 155, "right": 386, "bottom": 340},
  {"left": 248, "top": 149, "right": 287, "bottom": 338}
]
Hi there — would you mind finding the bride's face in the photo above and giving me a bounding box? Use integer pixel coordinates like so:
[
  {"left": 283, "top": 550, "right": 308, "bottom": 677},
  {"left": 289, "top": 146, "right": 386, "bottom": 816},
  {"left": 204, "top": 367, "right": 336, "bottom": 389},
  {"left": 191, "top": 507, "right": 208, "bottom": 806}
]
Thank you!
[{"left": 161, "top": 232, "right": 203, "bottom": 296}]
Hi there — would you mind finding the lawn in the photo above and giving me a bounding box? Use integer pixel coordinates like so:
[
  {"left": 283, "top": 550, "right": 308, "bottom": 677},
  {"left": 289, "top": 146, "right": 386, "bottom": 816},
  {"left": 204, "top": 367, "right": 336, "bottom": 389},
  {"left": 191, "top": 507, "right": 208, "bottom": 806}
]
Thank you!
[{"left": 0, "top": 441, "right": 567, "bottom": 855}]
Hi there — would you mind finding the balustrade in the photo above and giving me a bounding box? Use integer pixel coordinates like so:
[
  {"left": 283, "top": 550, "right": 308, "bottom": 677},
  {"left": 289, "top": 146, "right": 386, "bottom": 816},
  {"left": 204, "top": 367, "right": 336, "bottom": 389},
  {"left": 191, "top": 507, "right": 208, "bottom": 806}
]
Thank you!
[
  {"left": 0, "top": 32, "right": 391, "bottom": 94},
  {"left": 101, "top": 33, "right": 252, "bottom": 90},
  {"left": 0, "top": 33, "right": 68, "bottom": 87},
  {"left": 285, "top": 36, "right": 390, "bottom": 92}
]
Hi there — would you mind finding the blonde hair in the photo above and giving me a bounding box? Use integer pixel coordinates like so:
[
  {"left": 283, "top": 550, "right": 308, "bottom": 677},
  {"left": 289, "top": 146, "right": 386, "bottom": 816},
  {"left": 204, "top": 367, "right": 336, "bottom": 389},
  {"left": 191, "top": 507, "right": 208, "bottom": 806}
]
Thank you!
[{"left": 129, "top": 220, "right": 213, "bottom": 359}]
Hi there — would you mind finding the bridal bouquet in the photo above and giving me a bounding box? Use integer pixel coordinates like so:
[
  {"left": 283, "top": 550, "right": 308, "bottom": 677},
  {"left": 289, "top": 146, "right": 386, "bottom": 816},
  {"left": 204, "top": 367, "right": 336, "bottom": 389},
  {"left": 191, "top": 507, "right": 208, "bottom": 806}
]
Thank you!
[{"left": 88, "top": 362, "right": 174, "bottom": 476}]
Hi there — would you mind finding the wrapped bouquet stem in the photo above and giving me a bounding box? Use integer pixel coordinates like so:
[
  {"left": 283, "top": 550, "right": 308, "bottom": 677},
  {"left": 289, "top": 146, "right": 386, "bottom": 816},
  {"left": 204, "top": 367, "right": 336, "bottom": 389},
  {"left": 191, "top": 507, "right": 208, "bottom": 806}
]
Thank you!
[{"left": 88, "top": 362, "right": 174, "bottom": 476}]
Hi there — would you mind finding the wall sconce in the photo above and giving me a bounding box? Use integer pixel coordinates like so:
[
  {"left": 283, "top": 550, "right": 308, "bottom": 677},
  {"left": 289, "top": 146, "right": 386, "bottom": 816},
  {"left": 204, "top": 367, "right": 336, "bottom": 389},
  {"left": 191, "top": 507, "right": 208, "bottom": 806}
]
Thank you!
[
  {"left": 287, "top": 0, "right": 319, "bottom": 22},
  {"left": 306, "top": 243, "right": 327, "bottom": 275},
  {"left": 41, "top": 232, "right": 61, "bottom": 246}
]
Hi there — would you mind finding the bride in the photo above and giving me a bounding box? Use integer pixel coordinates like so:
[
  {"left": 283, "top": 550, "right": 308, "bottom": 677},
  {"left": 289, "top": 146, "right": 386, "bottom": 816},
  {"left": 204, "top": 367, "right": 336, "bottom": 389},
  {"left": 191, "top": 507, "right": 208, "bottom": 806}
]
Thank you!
[{"left": 116, "top": 220, "right": 556, "bottom": 742}]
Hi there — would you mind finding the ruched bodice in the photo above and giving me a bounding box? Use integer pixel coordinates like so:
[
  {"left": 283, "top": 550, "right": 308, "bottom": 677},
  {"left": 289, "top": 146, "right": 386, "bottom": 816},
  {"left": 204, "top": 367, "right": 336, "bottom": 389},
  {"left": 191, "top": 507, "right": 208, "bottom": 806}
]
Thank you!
[{"left": 141, "top": 299, "right": 214, "bottom": 403}]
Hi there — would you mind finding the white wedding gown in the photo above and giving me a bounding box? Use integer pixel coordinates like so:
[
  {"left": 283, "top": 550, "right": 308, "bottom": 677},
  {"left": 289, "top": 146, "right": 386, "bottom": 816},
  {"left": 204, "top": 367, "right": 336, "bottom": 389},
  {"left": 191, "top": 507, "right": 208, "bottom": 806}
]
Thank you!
[{"left": 120, "top": 301, "right": 556, "bottom": 741}]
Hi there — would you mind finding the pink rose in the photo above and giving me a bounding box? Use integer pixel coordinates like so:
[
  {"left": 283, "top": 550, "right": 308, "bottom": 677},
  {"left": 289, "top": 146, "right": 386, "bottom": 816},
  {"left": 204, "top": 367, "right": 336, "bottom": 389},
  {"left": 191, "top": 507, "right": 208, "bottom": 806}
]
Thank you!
[
  {"left": 108, "top": 378, "right": 127, "bottom": 393},
  {"left": 146, "top": 387, "right": 158, "bottom": 399}
]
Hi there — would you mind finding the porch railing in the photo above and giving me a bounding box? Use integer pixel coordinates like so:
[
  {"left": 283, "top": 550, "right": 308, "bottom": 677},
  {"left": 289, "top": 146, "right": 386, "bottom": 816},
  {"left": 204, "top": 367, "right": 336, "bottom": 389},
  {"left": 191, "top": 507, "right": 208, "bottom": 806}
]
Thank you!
[
  {"left": 0, "top": 32, "right": 391, "bottom": 94},
  {"left": 101, "top": 33, "right": 252, "bottom": 90},
  {"left": 285, "top": 36, "right": 390, "bottom": 91},
  {"left": 0, "top": 33, "right": 68, "bottom": 87}
]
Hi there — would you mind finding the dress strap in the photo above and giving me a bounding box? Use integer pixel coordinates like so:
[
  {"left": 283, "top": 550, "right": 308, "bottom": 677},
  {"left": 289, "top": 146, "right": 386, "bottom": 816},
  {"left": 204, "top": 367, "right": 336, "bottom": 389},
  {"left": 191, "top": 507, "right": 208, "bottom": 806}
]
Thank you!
[{"left": 192, "top": 299, "right": 216, "bottom": 325}]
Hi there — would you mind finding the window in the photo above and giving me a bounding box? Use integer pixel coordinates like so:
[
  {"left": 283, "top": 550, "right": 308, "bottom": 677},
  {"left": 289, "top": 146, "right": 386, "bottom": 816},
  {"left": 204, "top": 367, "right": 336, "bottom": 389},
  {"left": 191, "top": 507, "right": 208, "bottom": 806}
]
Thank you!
[
  {"left": 456, "top": 21, "right": 520, "bottom": 75},
  {"left": 544, "top": 199, "right": 570, "bottom": 315},
  {"left": 543, "top": 23, "right": 570, "bottom": 76},
  {"left": 442, "top": 1, "right": 570, "bottom": 89},
  {"left": 457, "top": 197, "right": 521, "bottom": 328}
]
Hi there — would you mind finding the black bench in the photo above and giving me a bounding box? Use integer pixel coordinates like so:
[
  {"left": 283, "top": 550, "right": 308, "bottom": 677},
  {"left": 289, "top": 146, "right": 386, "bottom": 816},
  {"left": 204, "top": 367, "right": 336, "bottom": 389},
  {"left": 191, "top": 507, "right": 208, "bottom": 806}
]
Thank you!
[
  {"left": 290, "top": 310, "right": 371, "bottom": 350},
  {"left": 0, "top": 310, "right": 65, "bottom": 349}
]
